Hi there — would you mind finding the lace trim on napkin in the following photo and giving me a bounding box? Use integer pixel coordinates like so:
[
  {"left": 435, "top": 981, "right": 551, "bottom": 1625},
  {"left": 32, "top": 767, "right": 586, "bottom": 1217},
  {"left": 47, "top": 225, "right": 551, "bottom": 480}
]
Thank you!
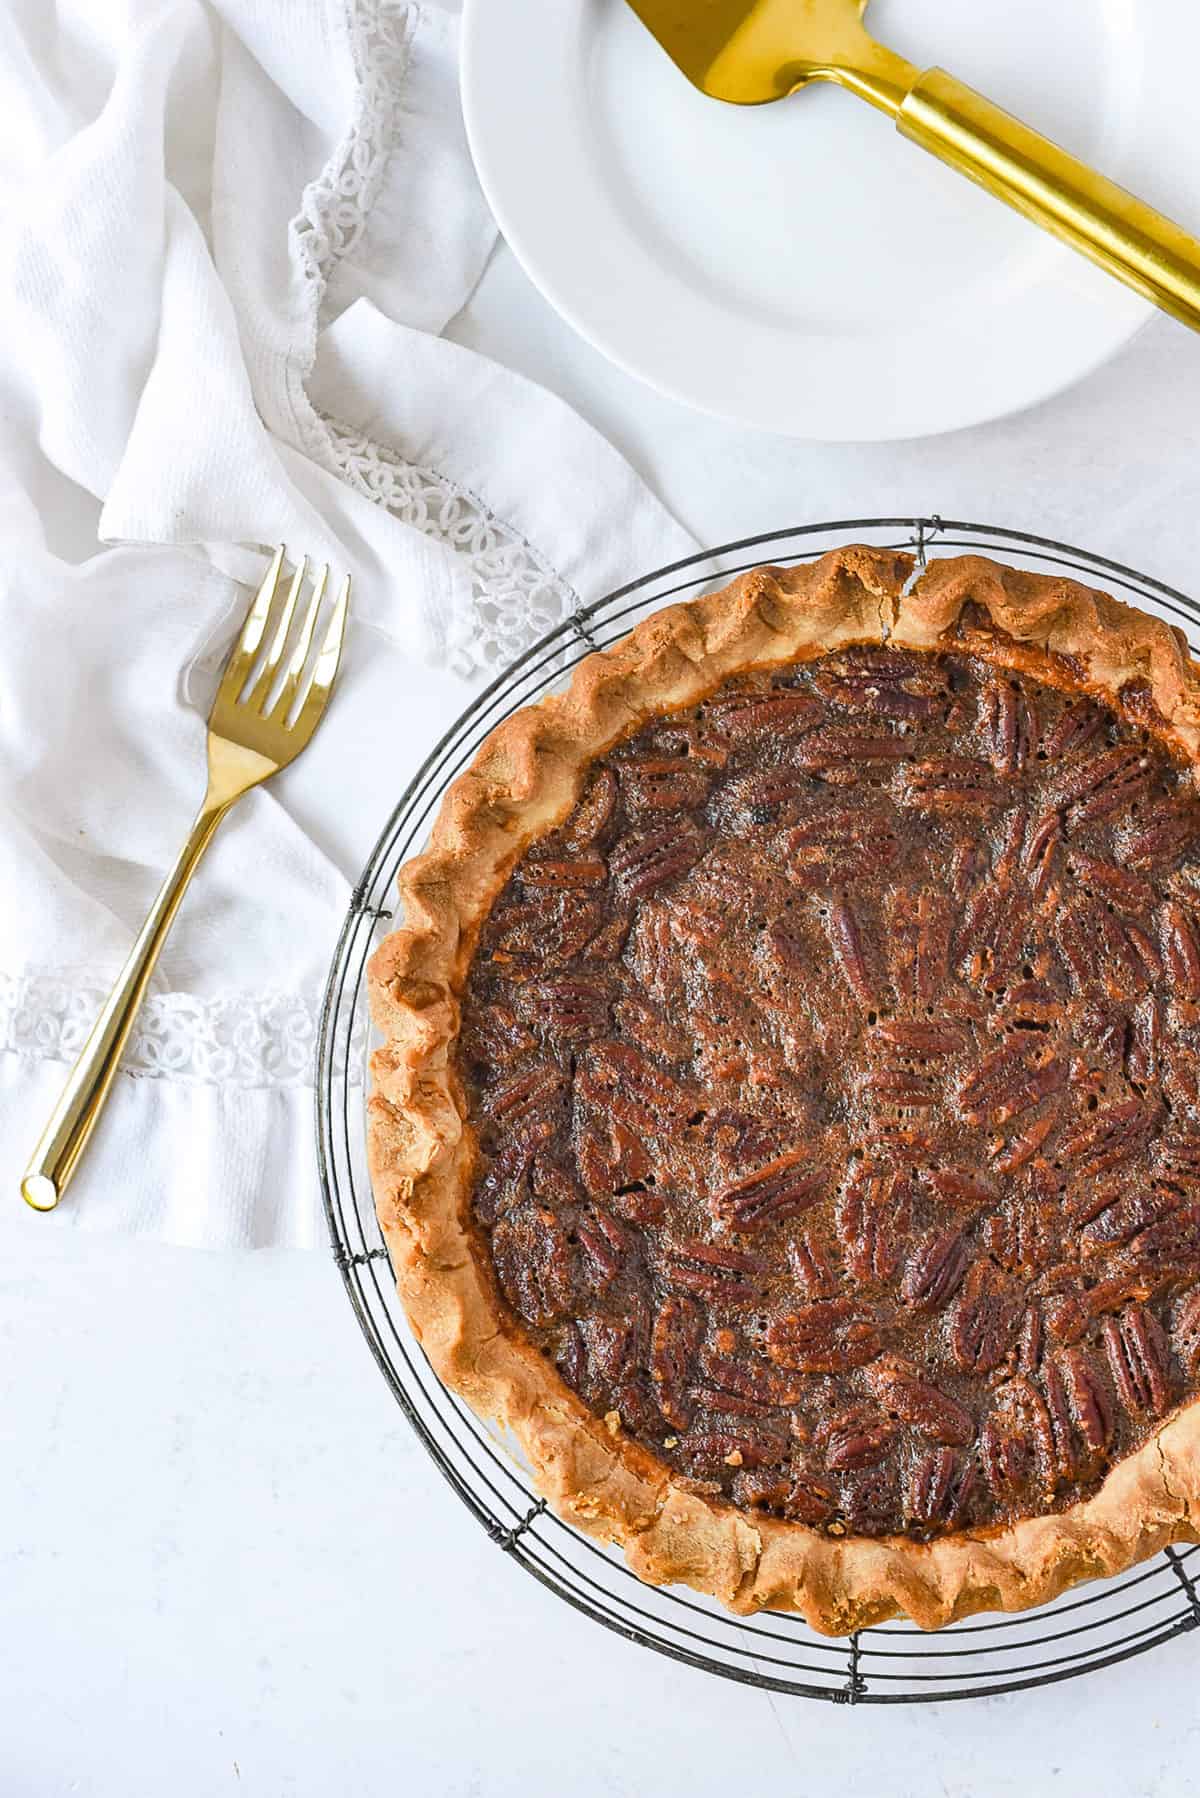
[
  {"left": 292, "top": 0, "right": 413, "bottom": 310},
  {"left": 290, "top": 0, "right": 577, "bottom": 678},
  {"left": 322, "top": 419, "right": 577, "bottom": 676},
  {"left": 1, "top": 971, "right": 365, "bottom": 1089}
]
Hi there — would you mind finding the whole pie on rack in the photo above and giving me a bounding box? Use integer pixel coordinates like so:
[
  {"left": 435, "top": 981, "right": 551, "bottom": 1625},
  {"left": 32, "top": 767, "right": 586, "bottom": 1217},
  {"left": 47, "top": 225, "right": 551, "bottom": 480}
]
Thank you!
[{"left": 366, "top": 546, "right": 1200, "bottom": 1633}]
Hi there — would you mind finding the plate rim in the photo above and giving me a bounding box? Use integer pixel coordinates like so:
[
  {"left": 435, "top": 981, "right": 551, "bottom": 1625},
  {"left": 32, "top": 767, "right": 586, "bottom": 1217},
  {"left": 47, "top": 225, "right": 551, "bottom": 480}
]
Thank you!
[{"left": 460, "top": 0, "right": 1160, "bottom": 443}]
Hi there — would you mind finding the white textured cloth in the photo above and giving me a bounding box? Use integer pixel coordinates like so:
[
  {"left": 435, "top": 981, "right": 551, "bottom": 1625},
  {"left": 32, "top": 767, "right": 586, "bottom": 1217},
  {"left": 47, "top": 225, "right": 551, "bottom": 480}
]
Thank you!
[{"left": 0, "top": 0, "right": 694, "bottom": 1247}]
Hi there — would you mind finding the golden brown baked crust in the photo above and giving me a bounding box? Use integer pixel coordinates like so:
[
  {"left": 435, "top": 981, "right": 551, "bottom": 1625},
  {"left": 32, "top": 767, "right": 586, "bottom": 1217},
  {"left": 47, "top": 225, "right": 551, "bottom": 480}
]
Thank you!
[{"left": 366, "top": 546, "right": 1200, "bottom": 1633}]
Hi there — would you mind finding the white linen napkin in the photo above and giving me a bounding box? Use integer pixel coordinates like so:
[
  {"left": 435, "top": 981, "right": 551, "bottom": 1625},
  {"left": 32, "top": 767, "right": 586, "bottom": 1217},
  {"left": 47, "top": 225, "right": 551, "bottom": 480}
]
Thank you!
[{"left": 0, "top": 0, "right": 696, "bottom": 1247}]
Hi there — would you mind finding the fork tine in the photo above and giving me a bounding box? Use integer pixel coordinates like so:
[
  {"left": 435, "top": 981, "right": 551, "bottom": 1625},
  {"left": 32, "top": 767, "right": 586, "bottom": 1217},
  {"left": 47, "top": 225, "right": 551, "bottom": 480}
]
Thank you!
[
  {"left": 218, "top": 545, "right": 285, "bottom": 696},
  {"left": 290, "top": 572, "right": 350, "bottom": 736},
  {"left": 266, "top": 562, "right": 328, "bottom": 722},
  {"left": 247, "top": 556, "right": 307, "bottom": 713}
]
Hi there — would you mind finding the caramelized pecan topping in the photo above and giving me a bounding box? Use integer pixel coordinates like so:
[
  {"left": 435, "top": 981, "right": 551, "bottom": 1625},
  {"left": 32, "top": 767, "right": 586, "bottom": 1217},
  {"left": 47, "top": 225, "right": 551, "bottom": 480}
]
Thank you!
[{"left": 462, "top": 648, "right": 1200, "bottom": 1539}]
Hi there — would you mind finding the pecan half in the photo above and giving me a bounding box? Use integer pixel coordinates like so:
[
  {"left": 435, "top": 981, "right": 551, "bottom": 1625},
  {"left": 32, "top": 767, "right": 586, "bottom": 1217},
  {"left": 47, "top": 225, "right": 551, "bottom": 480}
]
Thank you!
[
  {"left": 955, "top": 881, "right": 1031, "bottom": 983},
  {"left": 814, "top": 1404, "right": 897, "bottom": 1471},
  {"left": 959, "top": 1040, "right": 1067, "bottom": 1128},
  {"left": 1040, "top": 703, "right": 1104, "bottom": 760},
  {"left": 662, "top": 1237, "right": 764, "bottom": 1304},
  {"left": 1160, "top": 898, "right": 1200, "bottom": 1001},
  {"left": 619, "top": 755, "right": 710, "bottom": 818},
  {"left": 948, "top": 1262, "right": 1021, "bottom": 1374},
  {"left": 901, "top": 1229, "right": 971, "bottom": 1312},
  {"left": 980, "top": 1392, "right": 1037, "bottom": 1503},
  {"left": 677, "top": 1428, "right": 789, "bottom": 1472},
  {"left": 580, "top": 1314, "right": 633, "bottom": 1385},
  {"left": 517, "top": 974, "right": 612, "bottom": 1043},
  {"left": 792, "top": 724, "right": 914, "bottom": 777},
  {"left": 1015, "top": 1305, "right": 1044, "bottom": 1376},
  {"left": 925, "top": 1167, "right": 995, "bottom": 1210},
  {"left": 1081, "top": 1189, "right": 1181, "bottom": 1256},
  {"left": 991, "top": 1111, "right": 1059, "bottom": 1176},
  {"left": 1102, "top": 1305, "right": 1173, "bottom": 1419},
  {"left": 783, "top": 805, "right": 901, "bottom": 886},
  {"left": 491, "top": 1204, "right": 574, "bottom": 1329},
  {"left": 1021, "top": 809, "right": 1061, "bottom": 897},
  {"left": 982, "top": 1198, "right": 1060, "bottom": 1275},
  {"left": 693, "top": 1349, "right": 807, "bottom": 1413},
  {"left": 1158, "top": 1130, "right": 1200, "bottom": 1193},
  {"left": 1067, "top": 850, "right": 1156, "bottom": 916},
  {"left": 983, "top": 679, "right": 1033, "bottom": 776},
  {"left": 462, "top": 1001, "right": 537, "bottom": 1067},
  {"left": 866, "top": 1364, "right": 975, "bottom": 1446},
  {"left": 1059, "top": 1346, "right": 1114, "bottom": 1465},
  {"left": 1043, "top": 1285, "right": 1092, "bottom": 1348},
  {"left": 875, "top": 1019, "right": 967, "bottom": 1056},
  {"left": 765, "top": 1299, "right": 882, "bottom": 1373},
  {"left": 889, "top": 889, "right": 954, "bottom": 1003},
  {"left": 1056, "top": 893, "right": 1151, "bottom": 997},
  {"left": 715, "top": 766, "right": 817, "bottom": 831},
  {"left": 840, "top": 1464, "right": 902, "bottom": 1536},
  {"left": 899, "top": 756, "right": 1005, "bottom": 814},
  {"left": 576, "top": 1205, "right": 628, "bottom": 1291},
  {"left": 706, "top": 686, "right": 825, "bottom": 739},
  {"left": 1060, "top": 1100, "right": 1162, "bottom": 1181},
  {"left": 556, "top": 896, "right": 609, "bottom": 960},
  {"left": 825, "top": 892, "right": 877, "bottom": 1005},
  {"left": 1041, "top": 1355, "right": 1084, "bottom": 1483},
  {"left": 787, "top": 1230, "right": 840, "bottom": 1300},
  {"left": 556, "top": 1321, "right": 587, "bottom": 1391},
  {"left": 815, "top": 651, "right": 948, "bottom": 721},
  {"left": 650, "top": 1294, "right": 705, "bottom": 1430},
  {"left": 478, "top": 1064, "right": 566, "bottom": 1142},
  {"left": 609, "top": 825, "right": 705, "bottom": 897},
  {"left": 859, "top": 1067, "right": 937, "bottom": 1107},
  {"left": 1127, "top": 994, "right": 1162, "bottom": 1085},
  {"left": 518, "top": 857, "right": 607, "bottom": 890},
  {"left": 837, "top": 1166, "right": 913, "bottom": 1283},
  {"left": 711, "top": 1148, "right": 826, "bottom": 1232},
  {"left": 1126, "top": 801, "right": 1200, "bottom": 870},
  {"left": 561, "top": 766, "right": 617, "bottom": 846},
  {"left": 1049, "top": 744, "right": 1154, "bottom": 821},
  {"left": 907, "top": 1447, "right": 977, "bottom": 1530},
  {"left": 578, "top": 1041, "right": 692, "bottom": 1132},
  {"left": 472, "top": 1140, "right": 534, "bottom": 1227}
]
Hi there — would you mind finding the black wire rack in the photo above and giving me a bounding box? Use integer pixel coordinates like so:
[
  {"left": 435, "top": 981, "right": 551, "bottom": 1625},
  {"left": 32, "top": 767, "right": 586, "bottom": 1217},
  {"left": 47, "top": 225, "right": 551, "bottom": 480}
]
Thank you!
[{"left": 316, "top": 517, "right": 1200, "bottom": 1703}]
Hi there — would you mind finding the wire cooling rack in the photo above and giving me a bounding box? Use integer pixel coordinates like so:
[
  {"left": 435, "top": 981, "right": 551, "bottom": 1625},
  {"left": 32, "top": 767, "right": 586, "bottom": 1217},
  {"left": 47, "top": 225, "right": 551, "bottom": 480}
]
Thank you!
[{"left": 316, "top": 517, "right": 1200, "bottom": 1703}]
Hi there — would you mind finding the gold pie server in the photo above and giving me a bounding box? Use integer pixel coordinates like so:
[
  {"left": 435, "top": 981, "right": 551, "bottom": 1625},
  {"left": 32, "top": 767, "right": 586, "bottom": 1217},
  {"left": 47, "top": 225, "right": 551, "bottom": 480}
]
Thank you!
[
  {"left": 21, "top": 548, "right": 350, "bottom": 1212},
  {"left": 626, "top": 0, "right": 1200, "bottom": 335}
]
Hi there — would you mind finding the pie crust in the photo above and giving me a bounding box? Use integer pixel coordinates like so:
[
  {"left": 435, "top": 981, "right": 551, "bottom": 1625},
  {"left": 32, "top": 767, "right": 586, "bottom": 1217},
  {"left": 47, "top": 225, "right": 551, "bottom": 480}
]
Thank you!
[{"left": 366, "top": 547, "right": 1200, "bottom": 1633}]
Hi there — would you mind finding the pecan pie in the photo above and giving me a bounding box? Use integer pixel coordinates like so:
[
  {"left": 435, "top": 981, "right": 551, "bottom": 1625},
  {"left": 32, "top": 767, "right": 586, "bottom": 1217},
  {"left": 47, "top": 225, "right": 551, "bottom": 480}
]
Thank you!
[{"left": 367, "top": 547, "right": 1200, "bottom": 1632}]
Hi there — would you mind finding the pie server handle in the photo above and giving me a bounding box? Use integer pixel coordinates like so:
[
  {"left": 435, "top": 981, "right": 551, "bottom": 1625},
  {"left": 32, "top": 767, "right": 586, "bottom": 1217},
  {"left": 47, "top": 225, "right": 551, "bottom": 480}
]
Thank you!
[{"left": 897, "top": 68, "right": 1200, "bottom": 335}]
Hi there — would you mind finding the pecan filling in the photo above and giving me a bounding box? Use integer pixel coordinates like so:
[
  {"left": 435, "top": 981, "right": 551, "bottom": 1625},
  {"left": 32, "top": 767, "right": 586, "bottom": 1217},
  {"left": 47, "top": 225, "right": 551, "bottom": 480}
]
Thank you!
[{"left": 459, "top": 648, "right": 1200, "bottom": 1540}]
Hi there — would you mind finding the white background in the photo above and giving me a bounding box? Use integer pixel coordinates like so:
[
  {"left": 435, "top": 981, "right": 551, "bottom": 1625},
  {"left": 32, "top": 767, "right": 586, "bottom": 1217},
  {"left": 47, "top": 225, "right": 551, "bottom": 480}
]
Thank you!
[{"left": 7, "top": 246, "right": 1200, "bottom": 1795}]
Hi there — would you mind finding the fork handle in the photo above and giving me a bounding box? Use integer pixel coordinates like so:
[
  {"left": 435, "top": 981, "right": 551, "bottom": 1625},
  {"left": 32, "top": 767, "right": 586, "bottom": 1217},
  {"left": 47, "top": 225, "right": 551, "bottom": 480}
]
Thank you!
[
  {"left": 898, "top": 69, "right": 1200, "bottom": 335},
  {"left": 21, "top": 800, "right": 230, "bottom": 1211}
]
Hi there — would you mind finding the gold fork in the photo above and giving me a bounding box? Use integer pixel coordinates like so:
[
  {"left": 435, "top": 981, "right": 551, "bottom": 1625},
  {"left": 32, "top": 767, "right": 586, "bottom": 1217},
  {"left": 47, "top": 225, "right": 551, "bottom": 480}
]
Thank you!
[{"left": 21, "top": 547, "right": 350, "bottom": 1212}]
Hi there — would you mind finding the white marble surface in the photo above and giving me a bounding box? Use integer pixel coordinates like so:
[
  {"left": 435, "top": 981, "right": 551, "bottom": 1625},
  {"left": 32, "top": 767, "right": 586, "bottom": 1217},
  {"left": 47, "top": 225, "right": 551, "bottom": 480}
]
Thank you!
[{"left": 8, "top": 246, "right": 1200, "bottom": 1794}]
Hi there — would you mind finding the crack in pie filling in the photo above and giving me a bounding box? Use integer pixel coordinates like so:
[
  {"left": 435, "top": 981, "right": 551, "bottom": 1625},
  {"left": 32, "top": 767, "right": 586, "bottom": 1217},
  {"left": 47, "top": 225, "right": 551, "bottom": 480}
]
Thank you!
[{"left": 367, "top": 548, "right": 1200, "bottom": 1632}]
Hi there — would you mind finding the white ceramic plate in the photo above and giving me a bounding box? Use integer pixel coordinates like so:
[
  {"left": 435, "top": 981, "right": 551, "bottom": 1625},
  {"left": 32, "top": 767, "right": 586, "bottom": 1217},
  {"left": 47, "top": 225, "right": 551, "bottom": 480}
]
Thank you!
[{"left": 462, "top": 0, "right": 1199, "bottom": 441}]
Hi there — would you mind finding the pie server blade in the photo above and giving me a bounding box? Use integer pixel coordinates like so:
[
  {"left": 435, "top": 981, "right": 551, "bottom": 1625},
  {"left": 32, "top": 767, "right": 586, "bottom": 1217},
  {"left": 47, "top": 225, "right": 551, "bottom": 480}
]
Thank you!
[{"left": 625, "top": 0, "right": 1200, "bottom": 335}]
